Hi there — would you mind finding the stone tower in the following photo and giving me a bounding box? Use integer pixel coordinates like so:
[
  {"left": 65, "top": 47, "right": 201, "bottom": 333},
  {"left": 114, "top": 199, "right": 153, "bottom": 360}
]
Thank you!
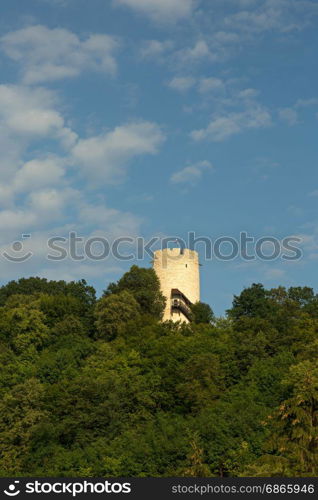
[{"left": 153, "top": 248, "right": 200, "bottom": 322}]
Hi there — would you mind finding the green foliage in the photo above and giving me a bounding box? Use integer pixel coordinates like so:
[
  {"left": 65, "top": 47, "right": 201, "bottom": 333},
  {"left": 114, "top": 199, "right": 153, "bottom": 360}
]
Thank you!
[
  {"left": 180, "top": 435, "right": 212, "bottom": 477},
  {"left": 0, "top": 277, "right": 96, "bottom": 307},
  {"left": 95, "top": 291, "right": 141, "bottom": 340},
  {"left": 104, "top": 265, "right": 166, "bottom": 319},
  {"left": 0, "top": 271, "right": 317, "bottom": 477},
  {"left": 38, "top": 294, "right": 86, "bottom": 328},
  {"left": 0, "top": 278, "right": 96, "bottom": 333},
  {"left": 228, "top": 283, "right": 274, "bottom": 320},
  {"left": 228, "top": 284, "right": 318, "bottom": 323},
  {"left": 190, "top": 302, "right": 215, "bottom": 324},
  {"left": 244, "top": 360, "right": 318, "bottom": 477},
  {"left": 0, "top": 299, "right": 49, "bottom": 354}
]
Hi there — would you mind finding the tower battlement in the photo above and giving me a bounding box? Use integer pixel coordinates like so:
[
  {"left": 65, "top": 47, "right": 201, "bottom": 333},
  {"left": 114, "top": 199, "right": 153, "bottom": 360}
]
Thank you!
[{"left": 153, "top": 248, "right": 200, "bottom": 322}]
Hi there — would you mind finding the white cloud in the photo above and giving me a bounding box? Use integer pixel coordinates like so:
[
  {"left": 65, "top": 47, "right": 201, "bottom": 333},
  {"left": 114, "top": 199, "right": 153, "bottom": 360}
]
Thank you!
[
  {"left": 291, "top": 230, "right": 318, "bottom": 261},
  {"left": 141, "top": 32, "right": 238, "bottom": 70},
  {"left": 295, "top": 97, "right": 318, "bottom": 108},
  {"left": 191, "top": 106, "right": 271, "bottom": 142},
  {"left": 0, "top": 156, "right": 66, "bottom": 206},
  {"left": 0, "top": 198, "right": 142, "bottom": 283},
  {"left": 170, "top": 160, "right": 213, "bottom": 185},
  {"left": 184, "top": 40, "right": 211, "bottom": 60},
  {"left": 172, "top": 33, "right": 239, "bottom": 68},
  {"left": 0, "top": 84, "right": 76, "bottom": 142},
  {"left": 168, "top": 76, "right": 196, "bottom": 92},
  {"left": 212, "top": 31, "right": 240, "bottom": 44},
  {"left": 37, "top": 0, "right": 70, "bottom": 4},
  {"left": 0, "top": 26, "right": 166, "bottom": 285},
  {"left": 169, "top": 75, "right": 226, "bottom": 95},
  {"left": 277, "top": 97, "right": 318, "bottom": 127},
  {"left": 309, "top": 190, "right": 318, "bottom": 197},
  {"left": 0, "top": 184, "right": 14, "bottom": 208},
  {"left": 0, "top": 209, "right": 37, "bottom": 231},
  {"left": 114, "top": 0, "right": 195, "bottom": 22},
  {"left": 288, "top": 205, "right": 304, "bottom": 217},
  {"left": 27, "top": 188, "right": 75, "bottom": 217},
  {"left": 140, "top": 39, "right": 174, "bottom": 59},
  {"left": 79, "top": 204, "right": 142, "bottom": 237},
  {"left": 1, "top": 25, "right": 119, "bottom": 84},
  {"left": 198, "top": 77, "right": 224, "bottom": 94},
  {"left": 72, "top": 121, "right": 165, "bottom": 183},
  {"left": 0, "top": 85, "right": 164, "bottom": 252},
  {"left": 39, "top": 263, "right": 124, "bottom": 283},
  {"left": 224, "top": 0, "right": 318, "bottom": 34},
  {"left": 176, "top": 40, "right": 215, "bottom": 65},
  {"left": 207, "top": 31, "right": 240, "bottom": 62},
  {"left": 0, "top": 84, "right": 76, "bottom": 191},
  {"left": 237, "top": 0, "right": 258, "bottom": 6},
  {"left": 0, "top": 188, "right": 79, "bottom": 232},
  {"left": 238, "top": 88, "right": 260, "bottom": 99},
  {"left": 0, "top": 130, "right": 25, "bottom": 182},
  {"left": 13, "top": 157, "right": 65, "bottom": 193},
  {"left": 225, "top": 8, "right": 281, "bottom": 33},
  {"left": 0, "top": 84, "right": 61, "bottom": 136},
  {"left": 279, "top": 107, "right": 299, "bottom": 126}
]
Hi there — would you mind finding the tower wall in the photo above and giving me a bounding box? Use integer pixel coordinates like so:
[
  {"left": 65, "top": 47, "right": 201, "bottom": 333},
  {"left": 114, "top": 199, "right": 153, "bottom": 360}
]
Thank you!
[{"left": 153, "top": 248, "right": 200, "bottom": 322}]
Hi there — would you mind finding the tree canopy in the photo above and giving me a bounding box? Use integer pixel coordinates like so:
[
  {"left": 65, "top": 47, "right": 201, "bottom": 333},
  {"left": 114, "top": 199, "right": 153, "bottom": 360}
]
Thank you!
[
  {"left": 190, "top": 302, "right": 215, "bottom": 324},
  {"left": 104, "top": 265, "right": 166, "bottom": 319},
  {"left": 0, "top": 271, "right": 317, "bottom": 477}
]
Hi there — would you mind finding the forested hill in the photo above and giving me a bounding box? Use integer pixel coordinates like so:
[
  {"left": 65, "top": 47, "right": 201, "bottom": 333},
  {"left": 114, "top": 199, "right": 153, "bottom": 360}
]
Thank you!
[{"left": 0, "top": 266, "right": 317, "bottom": 477}]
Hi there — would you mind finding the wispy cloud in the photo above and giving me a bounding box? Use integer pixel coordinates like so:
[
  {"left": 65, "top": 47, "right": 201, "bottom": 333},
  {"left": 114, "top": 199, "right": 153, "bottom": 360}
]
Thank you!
[
  {"left": 224, "top": 0, "right": 318, "bottom": 34},
  {"left": 309, "top": 190, "right": 318, "bottom": 197},
  {"left": 140, "top": 39, "right": 174, "bottom": 60},
  {"left": 279, "top": 107, "right": 299, "bottom": 126},
  {"left": 140, "top": 32, "right": 240, "bottom": 72},
  {"left": 168, "top": 75, "right": 226, "bottom": 95},
  {"left": 295, "top": 97, "right": 318, "bottom": 108},
  {"left": 198, "top": 77, "right": 225, "bottom": 94},
  {"left": 114, "top": 0, "right": 195, "bottom": 23},
  {"left": 278, "top": 96, "right": 318, "bottom": 126},
  {"left": 293, "top": 230, "right": 318, "bottom": 261},
  {"left": 174, "top": 40, "right": 216, "bottom": 66},
  {"left": 191, "top": 105, "right": 271, "bottom": 142},
  {"left": 71, "top": 121, "right": 166, "bottom": 184},
  {"left": 168, "top": 76, "right": 196, "bottom": 92},
  {"left": 170, "top": 160, "right": 213, "bottom": 185}
]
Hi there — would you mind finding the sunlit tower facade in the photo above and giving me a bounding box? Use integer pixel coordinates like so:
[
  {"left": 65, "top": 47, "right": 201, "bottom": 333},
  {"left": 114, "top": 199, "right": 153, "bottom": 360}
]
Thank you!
[{"left": 153, "top": 248, "right": 200, "bottom": 322}]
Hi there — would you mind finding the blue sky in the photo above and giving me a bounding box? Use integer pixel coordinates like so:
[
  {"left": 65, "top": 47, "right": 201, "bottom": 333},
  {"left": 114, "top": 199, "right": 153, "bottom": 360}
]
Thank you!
[{"left": 0, "top": 0, "right": 317, "bottom": 315}]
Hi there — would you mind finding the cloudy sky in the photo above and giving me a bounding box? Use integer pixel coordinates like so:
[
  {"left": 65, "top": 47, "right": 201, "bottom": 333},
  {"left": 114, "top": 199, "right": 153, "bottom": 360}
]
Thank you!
[{"left": 0, "top": 0, "right": 317, "bottom": 314}]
